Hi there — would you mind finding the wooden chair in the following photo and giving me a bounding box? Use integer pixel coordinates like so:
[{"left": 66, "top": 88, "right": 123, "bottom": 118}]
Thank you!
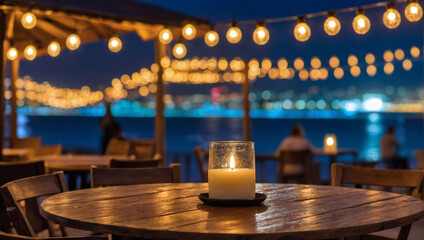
[
  {"left": 193, "top": 147, "right": 208, "bottom": 182},
  {"left": 0, "top": 231, "right": 106, "bottom": 240},
  {"left": 130, "top": 140, "right": 156, "bottom": 158},
  {"left": 0, "top": 161, "right": 45, "bottom": 233},
  {"left": 0, "top": 172, "right": 68, "bottom": 237},
  {"left": 109, "top": 157, "right": 161, "bottom": 168},
  {"left": 277, "top": 150, "right": 320, "bottom": 184},
  {"left": 331, "top": 163, "right": 424, "bottom": 240},
  {"left": 12, "top": 137, "right": 42, "bottom": 149},
  {"left": 105, "top": 139, "right": 131, "bottom": 156},
  {"left": 90, "top": 163, "right": 181, "bottom": 188},
  {"left": 35, "top": 145, "right": 62, "bottom": 158},
  {"left": 415, "top": 150, "right": 424, "bottom": 170}
]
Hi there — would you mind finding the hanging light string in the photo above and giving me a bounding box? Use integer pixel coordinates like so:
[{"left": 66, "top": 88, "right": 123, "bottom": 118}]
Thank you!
[{"left": 214, "top": 0, "right": 413, "bottom": 26}]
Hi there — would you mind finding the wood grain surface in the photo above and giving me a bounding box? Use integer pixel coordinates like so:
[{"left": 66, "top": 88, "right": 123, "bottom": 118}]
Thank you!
[{"left": 40, "top": 183, "right": 424, "bottom": 240}]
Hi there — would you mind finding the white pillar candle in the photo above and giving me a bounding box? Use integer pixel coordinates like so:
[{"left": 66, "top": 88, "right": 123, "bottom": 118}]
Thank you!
[{"left": 208, "top": 155, "right": 256, "bottom": 199}]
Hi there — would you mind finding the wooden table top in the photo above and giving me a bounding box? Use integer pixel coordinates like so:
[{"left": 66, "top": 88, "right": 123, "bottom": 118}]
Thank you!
[
  {"left": 40, "top": 183, "right": 424, "bottom": 240},
  {"left": 33, "top": 154, "right": 131, "bottom": 171}
]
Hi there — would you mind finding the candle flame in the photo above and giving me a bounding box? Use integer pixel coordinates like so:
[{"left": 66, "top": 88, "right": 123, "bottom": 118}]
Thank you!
[{"left": 230, "top": 155, "right": 235, "bottom": 170}]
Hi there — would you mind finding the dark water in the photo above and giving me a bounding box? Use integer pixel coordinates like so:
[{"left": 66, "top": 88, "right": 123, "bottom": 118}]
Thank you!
[{"left": 16, "top": 114, "right": 424, "bottom": 182}]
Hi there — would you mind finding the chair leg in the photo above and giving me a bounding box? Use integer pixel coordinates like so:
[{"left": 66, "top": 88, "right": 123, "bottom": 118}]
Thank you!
[
  {"left": 59, "top": 225, "right": 67, "bottom": 237},
  {"left": 397, "top": 224, "right": 411, "bottom": 240}
]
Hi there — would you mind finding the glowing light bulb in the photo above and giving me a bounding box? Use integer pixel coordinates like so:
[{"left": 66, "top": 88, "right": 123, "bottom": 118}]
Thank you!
[
  {"left": 24, "top": 45, "right": 37, "bottom": 61},
  {"left": 294, "top": 17, "right": 311, "bottom": 42},
  {"left": 182, "top": 24, "right": 196, "bottom": 40},
  {"left": 324, "top": 14, "right": 341, "bottom": 36},
  {"left": 108, "top": 36, "right": 122, "bottom": 52},
  {"left": 66, "top": 34, "right": 81, "bottom": 50},
  {"left": 383, "top": 4, "right": 401, "bottom": 29},
  {"left": 7, "top": 47, "right": 18, "bottom": 60},
  {"left": 21, "top": 12, "right": 37, "bottom": 29},
  {"left": 226, "top": 23, "right": 242, "bottom": 44},
  {"left": 353, "top": 10, "right": 371, "bottom": 34},
  {"left": 253, "top": 23, "right": 270, "bottom": 45},
  {"left": 204, "top": 30, "right": 219, "bottom": 47},
  {"left": 230, "top": 155, "right": 235, "bottom": 170},
  {"left": 173, "top": 43, "right": 187, "bottom": 59},
  {"left": 159, "top": 28, "right": 173, "bottom": 44},
  {"left": 47, "top": 41, "right": 61, "bottom": 57},
  {"left": 405, "top": 1, "right": 423, "bottom": 22}
]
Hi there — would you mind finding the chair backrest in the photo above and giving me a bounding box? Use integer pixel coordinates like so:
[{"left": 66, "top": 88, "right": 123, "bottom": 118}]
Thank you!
[
  {"left": 0, "top": 231, "right": 106, "bottom": 240},
  {"left": 12, "top": 138, "right": 41, "bottom": 149},
  {"left": 91, "top": 163, "right": 181, "bottom": 188},
  {"left": 105, "top": 138, "right": 131, "bottom": 156},
  {"left": 35, "top": 145, "right": 62, "bottom": 157},
  {"left": 109, "top": 157, "right": 161, "bottom": 168},
  {"left": 331, "top": 163, "right": 424, "bottom": 199},
  {"left": 0, "top": 172, "right": 68, "bottom": 237},
  {"left": 415, "top": 150, "right": 424, "bottom": 170},
  {"left": 277, "top": 150, "right": 316, "bottom": 184},
  {"left": 193, "top": 147, "right": 208, "bottom": 182},
  {"left": 0, "top": 161, "right": 45, "bottom": 233},
  {"left": 130, "top": 140, "right": 156, "bottom": 158}
]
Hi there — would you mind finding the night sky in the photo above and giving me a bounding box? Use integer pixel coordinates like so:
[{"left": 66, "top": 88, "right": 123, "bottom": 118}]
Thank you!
[{"left": 13, "top": 0, "right": 423, "bottom": 96}]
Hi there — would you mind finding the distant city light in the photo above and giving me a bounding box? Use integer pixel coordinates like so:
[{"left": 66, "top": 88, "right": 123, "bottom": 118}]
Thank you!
[{"left": 363, "top": 97, "right": 384, "bottom": 111}]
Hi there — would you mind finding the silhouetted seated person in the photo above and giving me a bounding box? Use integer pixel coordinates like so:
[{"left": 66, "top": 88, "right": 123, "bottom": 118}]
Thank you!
[
  {"left": 380, "top": 126, "right": 408, "bottom": 169},
  {"left": 100, "top": 103, "right": 122, "bottom": 154},
  {"left": 275, "top": 125, "right": 315, "bottom": 178}
]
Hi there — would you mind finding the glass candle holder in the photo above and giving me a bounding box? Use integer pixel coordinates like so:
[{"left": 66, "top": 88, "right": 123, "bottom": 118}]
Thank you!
[{"left": 208, "top": 141, "right": 255, "bottom": 200}]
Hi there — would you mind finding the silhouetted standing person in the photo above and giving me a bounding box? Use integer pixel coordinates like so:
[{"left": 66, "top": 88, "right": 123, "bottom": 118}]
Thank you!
[
  {"left": 100, "top": 103, "right": 122, "bottom": 154},
  {"left": 380, "top": 126, "right": 408, "bottom": 169}
]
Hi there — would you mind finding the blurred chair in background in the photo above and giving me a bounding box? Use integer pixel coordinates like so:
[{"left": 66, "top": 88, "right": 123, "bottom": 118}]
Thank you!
[
  {"left": 415, "top": 150, "right": 424, "bottom": 170},
  {"left": 130, "top": 139, "right": 156, "bottom": 159},
  {"left": 105, "top": 139, "right": 131, "bottom": 156},
  {"left": 277, "top": 150, "right": 320, "bottom": 184},
  {"left": 193, "top": 147, "right": 208, "bottom": 182}
]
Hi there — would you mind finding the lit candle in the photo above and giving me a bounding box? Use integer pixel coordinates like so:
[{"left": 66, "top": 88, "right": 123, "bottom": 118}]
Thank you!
[
  {"left": 324, "top": 134, "right": 338, "bottom": 154},
  {"left": 208, "top": 155, "right": 256, "bottom": 199}
]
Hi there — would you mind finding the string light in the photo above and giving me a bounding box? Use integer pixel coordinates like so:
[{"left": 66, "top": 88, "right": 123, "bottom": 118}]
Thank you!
[
  {"left": 7, "top": 47, "right": 18, "bottom": 60},
  {"left": 324, "top": 12, "right": 341, "bottom": 36},
  {"left": 47, "top": 41, "right": 61, "bottom": 57},
  {"left": 24, "top": 45, "right": 37, "bottom": 61},
  {"left": 405, "top": 0, "right": 423, "bottom": 22},
  {"left": 383, "top": 50, "right": 394, "bottom": 62},
  {"left": 410, "top": 46, "right": 420, "bottom": 58},
  {"left": 365, "top": 53, "right": 375, "bottom": 64},
  {"left": 21, "top": 12, "right": 37, "bottom": 29},
  {"left": 329, "top": 56, "right": 340, "bottom": 68},
  {"left": 173, "top": 43, "right": 187, "bottom": 59},
  {"left": 384, "top": 62, "right": 394, "bottom": 75},
  {"left": 182, "top": 24, "right": 196, "bottom": 40},
  {"left": 366, "top": 65, "right": 377, "bottom": 76},
  {"left": 205, "top": 30, "right": 219, "bottom": 47},
  {"left": 383, "top": 3, "right": 401, "bottom": 29},
  {"left": 226, "top": 21, "right": 242, "bottom": 44},
  {"left": 294, "top": 17, "right": 311, "bottom": 42},
  {"left": 159, "top": 28, "right": 173, "bottom": 44},
  {"left": 402, "top": 59, "right": 412, "bottom": 70},
  {"left": 108, "top": 36, "right": 122, "bottom": 52},
  {"left": 66, "top": 34, "right": 81, "bottom": 50},
  {"left": 352, "top": 9, "right": 371, "bottom": 34},
  {"left": 253, "top": 21, "right": 270, "bottom": 45},
  {"left": 394, "top": 49, "right": 405, "bottom": 60}
]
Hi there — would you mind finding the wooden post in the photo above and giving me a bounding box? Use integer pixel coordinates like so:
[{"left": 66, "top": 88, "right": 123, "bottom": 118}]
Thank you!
[
  {"left": 154, "top": 39, "right": 166, "bottom": 165},
  {"left": 0, "top": 11, "right": 7, "bottom": 161},
  {"left": 10, "top": 58, "right": 18, "bottom": 147},
  {"left": 242, "top": 61, "right": 252, "bottom": 141}
]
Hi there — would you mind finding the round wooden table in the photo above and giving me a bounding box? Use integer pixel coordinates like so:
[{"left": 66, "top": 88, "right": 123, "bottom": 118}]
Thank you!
[{"left": 40, "top": 183, "right": 424, "bottom": 240}]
